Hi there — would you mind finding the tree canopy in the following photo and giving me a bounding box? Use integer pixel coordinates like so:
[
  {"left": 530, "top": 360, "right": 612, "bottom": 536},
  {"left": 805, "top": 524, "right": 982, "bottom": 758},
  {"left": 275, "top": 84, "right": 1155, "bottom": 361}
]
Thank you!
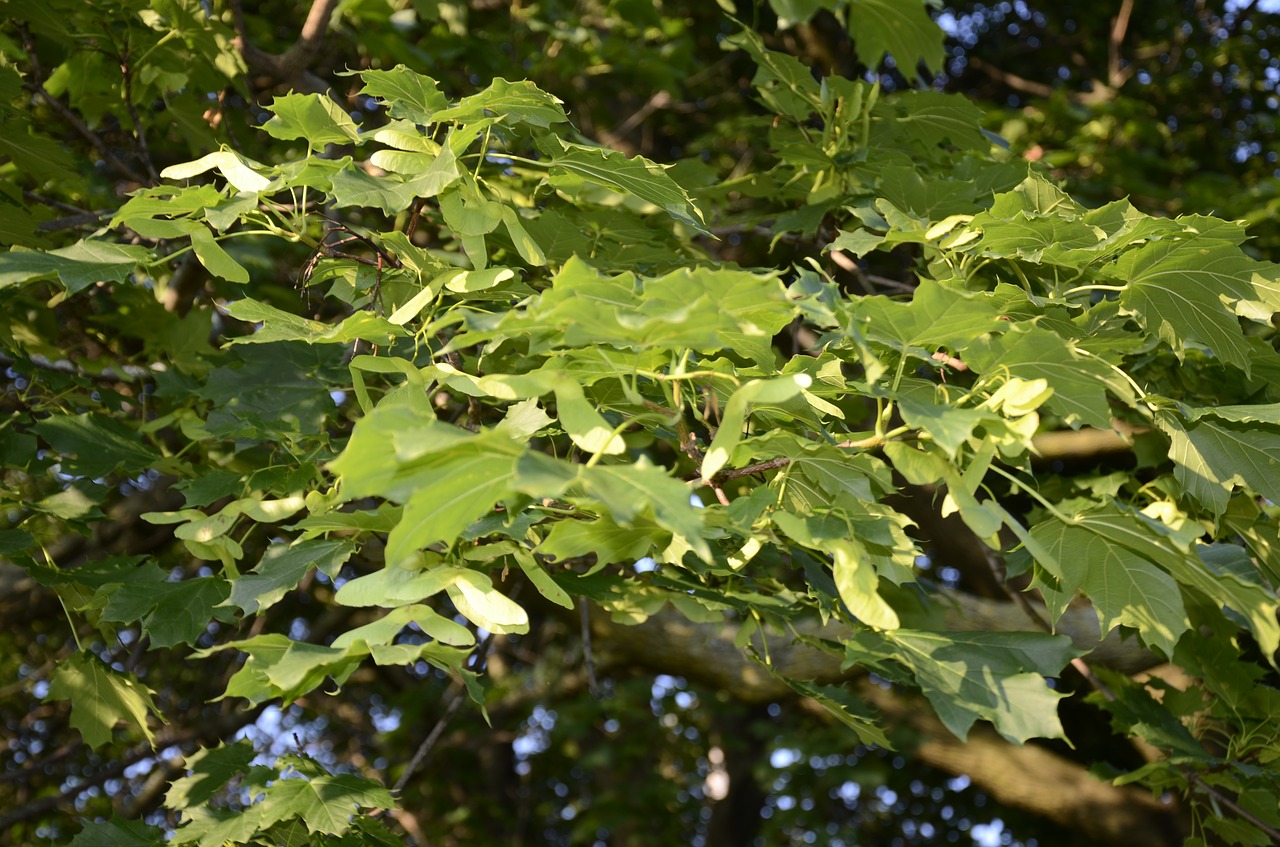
[{"left": 2, "top": 2, "right": 1279, "bottom": 846}]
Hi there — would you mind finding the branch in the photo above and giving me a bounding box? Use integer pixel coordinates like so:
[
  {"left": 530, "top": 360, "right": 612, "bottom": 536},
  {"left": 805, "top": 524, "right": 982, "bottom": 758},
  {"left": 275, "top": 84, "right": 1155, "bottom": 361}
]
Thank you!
[
  {"left": 854, "top": 680, "right": 1180, "bottom": 847},
  {"left": 228, "top": 0, "right": 337, "bottom": 93},
  {"left": 586, "top": 602, "right": 1176, "bottom": 846},
  {"left": 16, "top": 26, "right": 147, "bottom": 185},
  {"left": 1187, "top": 773, "right": 1280, "bottom": 845},
  {"left": 587, "top": 590, "right": 1159, "bottom": 706},
  {"left": 118, "top": 45, "right": 160, "bottom": 184},
  {"left": 0, "top": 711, "right": 256, "bottom": 832},
  {"left": 965, "top": 55, "right": 1056, "bottom": 99},
  {"left": 1108, "top": 0, "right": 1137, "bottom": 90},
  {"left": 0, "top": 350, "right": 155, "bottom": 385}
]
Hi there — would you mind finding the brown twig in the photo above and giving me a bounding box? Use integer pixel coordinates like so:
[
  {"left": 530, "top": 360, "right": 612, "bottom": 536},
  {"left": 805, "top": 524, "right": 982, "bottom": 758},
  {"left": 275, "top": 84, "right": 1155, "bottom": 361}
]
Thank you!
[
  {"left": 392, "top": 620, "right": 503, "bottom": 793},
  {"left": 1108, "top": 0, "right": 1137, "bottom": 90},
  {"left": 1187, "top": 773, "right": 1280, "bottom": 845},
  {"left": 228, "top": 0, "right": 337, "bottom": 93},
  {"left": 36, "top": 211, "right": 110, "bottom": 232},
  {"left": 16, "top": 25, "right": 147, "bottom": 185},
  {"left": 987, "top": 552, "right": 1117, "bottom": 700},
  {"left": 118, "top": 44, "right": 160, "bottom": 183},
  {"left": 580, "top": 598, "right": 603, "bottom": 700},
  {"left": 965, "top": 55, "right": 1056, "bottom": 99}
]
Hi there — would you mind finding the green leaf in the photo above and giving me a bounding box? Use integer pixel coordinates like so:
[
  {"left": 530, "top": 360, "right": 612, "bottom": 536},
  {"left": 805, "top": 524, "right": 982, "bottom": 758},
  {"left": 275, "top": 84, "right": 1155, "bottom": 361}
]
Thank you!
[
  {"left": 0, "top": 132, "right": 78, "bottom": 183},
  {"left": 1159, "top": 411, "right": 1280, "bottom": 517},
  {"left": 501, "top": 206, "right": 546, "bottom": 266},
  {"left": 513, "top": 550, "right": 574, "bottom": 609},
  {"left": 540, "top": 513, "right": 670, "bottom": 566},
  {"left": 845, "top": 629, "right": 1078, "bottom": 743},
  {"left": 356, "top": 65, "right": 448, "bottom": 125},
  {"left": 334, "top": 603, "right": 475, "bottom": 649},
  {"left": 46, "top": 653, "right": 161, "bottom": 749},
  {"left": 723, "top": 27, "right": 823, "bottom": 120},
  {"left": 852, "top": 278, "right": 1008, "bottom": 355},
  {"left": 67, "top": 819, "right": 165, "bottom": 847},
  {"left": 35, "top": 413, "right": 160, "bottom": 477},
  {"left": 581, "top": 458, "right": 710, "bottom": 561},
  {"left": 1029, "top": 519, "right": 1190, "bottom": 657},
  {"left": 1088, "top": 667, "right": 1211, "bottom": 760},
  {"left": 256, "top": 772, "right": 394, "bottom": 835},
  {"left": 879, "top": 91, "right": 987, "bottom": 150},
  {"left": 554, "top": 378, "right": 626, "bottom": 456},
  {"left": 223, "top": 296, "right": 407, "bottom": 345},
  {"left": 896, "top": 388, "right": 994, "bottom": 458},
  {"left": 261, "top": 93, "right": 362, "bottom": 150},
  {"left": 371, "top": 138, "right": 461, "bottom": 198},
  {"left": 773, "top": 511, "right": 899, "bottom": 630},
  {"left": 189, "top": 226, "right": 249, "bottom": 283},
  {"left": 1071, "top": 510, "right": 1280, "bottom": 658},
  {"left": 542, "top": 137, "right": 707, "bottom": 232},
  {"left": 702, "top": 375, "right": 814, "bottom": 479},
  {"left": 101, "top": 563, "right": 230, "bottom": 648},
  {"left": 432, "top": 77, "right": 568, "bottom": 128},
  {"left": 333, "top": 562, "right": 459, "bottom": 608},
  {"left": 493, "top": 398, "right": 554, "bottom": 441},
  {"left": 170, "top": 803, "right": 266, "bottom": 846},
  {"left": 225, "top": 539, "right": 355, "bottom": 614},
  {"left": 165, "top": 740, "right": 257, "bottom": 810},
  {"left": 214, "top": 634, "right": 356, "bottom": 704},
  {"left": 848, "top": 0, "right": 946, "bottom": 79},
  {"left": 965, "top": 325, "right": 1119, "bottom": 428},
  {"left": 438, "top": 183, "right": 504, "bottom": 236},
  {"left": 785, "top": 678, "right": 892, "bottom": 748},
  {"left": 330, "top": 162, "right": 423, "bottom": 215},
  {"left": 0, "top": 240, "right": 151, "bottom": 294},
  {"left": 447, "top": 569, "right": 529, "bottom": 634},
  {"left": 330, "top": 406, "right": 473, "bottom": 501},
  {"left": 384, "top": 449, "right": 517, "bottom": 564},
  {"left": 1111, "top": 238, "right": 1261, "bottom": 372},
  {"left": 470, "top": 258, "right": 793, "bottom": 366}
]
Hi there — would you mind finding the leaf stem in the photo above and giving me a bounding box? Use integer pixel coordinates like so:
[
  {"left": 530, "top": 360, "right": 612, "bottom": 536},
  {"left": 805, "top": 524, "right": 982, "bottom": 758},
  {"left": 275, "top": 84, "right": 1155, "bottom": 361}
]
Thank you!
[
  {"left": 988, "top": 464, "right": 1075, "bottom": 524},
  {"left": 642, "top": 369, "right": 741, "bottom": 386},
  {"left": 1063, "top": 283, "right": 1128, "bottom": 297}
]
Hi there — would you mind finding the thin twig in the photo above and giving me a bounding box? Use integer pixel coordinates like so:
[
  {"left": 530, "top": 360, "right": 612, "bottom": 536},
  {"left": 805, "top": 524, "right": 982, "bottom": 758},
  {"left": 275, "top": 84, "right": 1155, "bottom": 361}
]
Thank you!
[
  {"left": 966, "top": 55, "right": 1056, "bottom": 99},
  {"left": 17, "top": 25, "right": 147, "bottom": 185},
  {"left": 392, "top": 583, "right": 515, "bottom": 794},
  {"left": 405, "top": 197, "right": 426, "bottom": 239},
  {"left": 0, "top": 351, "right": 154, "bottom": 384},
  {"left": 987, "top": 552, "right": 1117, "bottom": 700},
  {"left": 392, "top": 686, "right": 468, "bottom": 794},
  {"left": 1108, "top": 0, "right": 1136, "bottom": 90},
  {"left": 580, "top": 598, "right": 603, "bottom": 700},
  {"left": 118, "top": 44, "right": 160, "bottom": 183},
  {"left": 1187, "top": 773, "right": 1280, "bottom": 844},
  {"left": 715, "top": 456, "right": 791, "bottom": 481},
  {"left": 37, "top": 211, "right": 110, "bottom": 232},
  {"left": 22, "top": 190, "right": 92, "bottom": 216}
]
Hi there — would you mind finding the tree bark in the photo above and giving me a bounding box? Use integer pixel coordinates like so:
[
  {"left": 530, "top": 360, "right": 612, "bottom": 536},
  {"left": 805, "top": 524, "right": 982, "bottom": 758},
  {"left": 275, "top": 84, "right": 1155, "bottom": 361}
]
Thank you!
[
  {"left": 856, "top": 680, "right": 1182, "bottom": 847},
  {"left": 587, "top": 603, "right": 1182, "bottom": 847}
]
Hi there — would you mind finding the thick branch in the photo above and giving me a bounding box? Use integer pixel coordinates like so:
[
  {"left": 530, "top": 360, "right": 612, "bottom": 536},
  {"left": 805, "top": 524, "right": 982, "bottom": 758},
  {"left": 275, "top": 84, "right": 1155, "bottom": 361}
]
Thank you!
[
  {"left": 1108, "top": 0, "right": 1137, "bottom": 90},
  {"left": 229, "top": 0, "right": 336, "bottom": 93},
  {"left": 589, "top": 601, "right": 1177, "bottom": 846},
  {"left": 590, "top": 592, "right": 1158, "bottom": 706},
  {"left": 855, "top": 680, "right": 1181, "bottom": 846}
]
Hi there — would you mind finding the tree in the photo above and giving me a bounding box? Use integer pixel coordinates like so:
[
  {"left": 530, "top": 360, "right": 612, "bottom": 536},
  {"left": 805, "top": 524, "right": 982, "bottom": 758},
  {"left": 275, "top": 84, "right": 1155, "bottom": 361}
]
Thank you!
[{"left": 1, "top": 2, "right": 1278, "bottom": 846}]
